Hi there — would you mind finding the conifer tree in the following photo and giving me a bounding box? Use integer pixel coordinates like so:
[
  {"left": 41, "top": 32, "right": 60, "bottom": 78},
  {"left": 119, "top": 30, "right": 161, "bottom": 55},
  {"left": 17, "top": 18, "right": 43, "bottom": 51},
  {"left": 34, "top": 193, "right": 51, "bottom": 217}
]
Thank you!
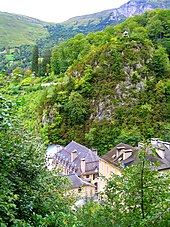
[
  {"left": 41, "top": 49, "right": 51, "bottom": 76},
  {"left": 31, "top": 45, "right": 39, "bottom": 76}
]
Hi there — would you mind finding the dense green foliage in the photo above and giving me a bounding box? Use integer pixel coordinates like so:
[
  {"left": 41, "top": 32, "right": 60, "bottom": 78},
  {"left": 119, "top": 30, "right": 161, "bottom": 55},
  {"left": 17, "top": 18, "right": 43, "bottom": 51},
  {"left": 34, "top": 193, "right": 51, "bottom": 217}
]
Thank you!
[
  {"left": 103, "top": 149, "right": 170, "bottom": 226},
  {"left": 0, "top": 45, "right": 34, "bottom": 75},
  {"left": 31, "top": 45, "right": 39, "bottom": 76},
  {"left": 35, "top": 9, "right": 170, "bottom": 154},
  {"left": 73, "top": 149, "right": 170, "bottom": 227},
  {"left": 0, "top": 9, "right": 170, "bottom": 226},
  {"left": 1, "top": 9, "right": 170, "bottom": 155},
  {"left": 40, "top": 49, "right": 51, "bottom": 77},
  {"left": 0, "top": 96, "right": 75, "bottom": 226}
]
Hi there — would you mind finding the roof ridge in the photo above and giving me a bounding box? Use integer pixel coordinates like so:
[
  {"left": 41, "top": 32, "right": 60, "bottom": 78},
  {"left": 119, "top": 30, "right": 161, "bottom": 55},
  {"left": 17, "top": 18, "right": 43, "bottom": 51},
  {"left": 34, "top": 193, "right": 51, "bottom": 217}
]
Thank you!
[
  {"left": 85, "top": 160, "right": 99, "bottom": 164},
  {"left": 59, "top": 148, "right": 70, "bottom": 154},
  {"left": 102, "top": 143, "right": 135, "bottom": 157},
  {"left": 70, "top": 140, "right": 91, "bottom": 152}
]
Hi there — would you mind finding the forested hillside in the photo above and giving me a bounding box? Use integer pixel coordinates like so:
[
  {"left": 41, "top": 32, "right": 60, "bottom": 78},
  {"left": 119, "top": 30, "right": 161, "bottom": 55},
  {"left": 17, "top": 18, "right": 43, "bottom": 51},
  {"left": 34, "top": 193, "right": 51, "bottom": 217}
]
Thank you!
[
  {"left": 1, "top": 0, "right": 170, "bottom": 74},
  {"left": 1, "top": 8, "right": 170, "bottom": 226},
  {"left": 38, "top": 9, "right": 170, "bottom": 154},
  {"left": 1, "top": 9, "right": 169, "bottom": 155},
  {"left": 1, "top": 0, "right": 169, "bottom": 48}
]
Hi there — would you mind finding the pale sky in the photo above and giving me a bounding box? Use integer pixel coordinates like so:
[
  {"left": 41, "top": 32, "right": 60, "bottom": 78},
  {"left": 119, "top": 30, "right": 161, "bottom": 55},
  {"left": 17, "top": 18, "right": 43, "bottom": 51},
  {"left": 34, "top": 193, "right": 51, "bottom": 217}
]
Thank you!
[{"left": 0, "top": 0, "right": 129, "bottom": 23}]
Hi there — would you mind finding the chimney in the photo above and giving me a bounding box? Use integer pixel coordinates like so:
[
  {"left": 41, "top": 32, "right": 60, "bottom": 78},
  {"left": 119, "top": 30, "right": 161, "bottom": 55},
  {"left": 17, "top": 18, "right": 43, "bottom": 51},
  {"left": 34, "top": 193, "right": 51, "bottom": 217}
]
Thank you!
[
  {"left": 151, "top": 138, "right": 159, "bottom": 147},
  {"left": 56, "top": 145, "right": 63, "bottom": 152},
  {"left": 81, "top": 158, "right": 86, "bottom": 173},
  {"left": 123, "top": 149, "right": 133, "bottom": 160},
  {"left": 92, "top": 148, "right": 98, "bottom": 155},
  {"left": 71, "top": 149, "right": 77, "bottom": 162}
]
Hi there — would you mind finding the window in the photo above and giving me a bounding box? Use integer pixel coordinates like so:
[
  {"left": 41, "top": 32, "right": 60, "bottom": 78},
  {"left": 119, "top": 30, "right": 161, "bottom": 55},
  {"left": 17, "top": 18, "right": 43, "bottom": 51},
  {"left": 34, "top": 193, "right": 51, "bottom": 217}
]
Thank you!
[
  {"left": 112, "top": 154, "right": 116, "bottom": 159},
  {"left": 78, "top": 187, "right": 82, "bottom": 193},
  {"left": 106, "top": 166, "right": 109, "bottom": 174},
  {"left": 93, "top": 173, "right": 99, "bottom": 180},
  {"left": 86, "top": 175, "right": 90, "bottom": 178},
  {"left": 118, "top": 157, "right": 122, "bottom": 161},
  {"left": 94, "top": 182, "right": 98, "bottom": 192}
]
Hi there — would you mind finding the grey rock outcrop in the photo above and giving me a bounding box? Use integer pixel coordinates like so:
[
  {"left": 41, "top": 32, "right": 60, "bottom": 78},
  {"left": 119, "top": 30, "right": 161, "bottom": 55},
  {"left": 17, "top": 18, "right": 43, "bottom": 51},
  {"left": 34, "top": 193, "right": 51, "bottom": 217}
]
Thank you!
[{"left": 109, "top": 0, "right": 170, "bottom": 22}]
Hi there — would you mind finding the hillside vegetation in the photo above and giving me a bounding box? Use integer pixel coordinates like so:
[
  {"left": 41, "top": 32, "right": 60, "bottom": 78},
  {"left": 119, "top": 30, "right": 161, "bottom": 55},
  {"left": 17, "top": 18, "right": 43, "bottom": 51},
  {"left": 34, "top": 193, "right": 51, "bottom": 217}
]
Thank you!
[
  {"left": 1, "top": 7, "right": 170, "bottom": 227},
  {"left": 1, "top": 0, "right": 170, "bottom": 74},
  {"left": 1, "top": 0, "right": 170, "bottom": 49},
  {"left": 1, "top": 9, "right": 169, "bottom": 155},
  {"left": 0, "top": 12, "right": 48, "bottom": 48},
  {"left": 39, "top": 9, "right": 170, "bottom": 154}
]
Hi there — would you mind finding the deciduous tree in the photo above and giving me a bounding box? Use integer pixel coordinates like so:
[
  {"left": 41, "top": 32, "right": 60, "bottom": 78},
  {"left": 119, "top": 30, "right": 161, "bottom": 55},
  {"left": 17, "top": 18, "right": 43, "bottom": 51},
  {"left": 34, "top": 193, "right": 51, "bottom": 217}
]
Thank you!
[{"left": 103, "top": 148, "right": 170, "bottom": 226}]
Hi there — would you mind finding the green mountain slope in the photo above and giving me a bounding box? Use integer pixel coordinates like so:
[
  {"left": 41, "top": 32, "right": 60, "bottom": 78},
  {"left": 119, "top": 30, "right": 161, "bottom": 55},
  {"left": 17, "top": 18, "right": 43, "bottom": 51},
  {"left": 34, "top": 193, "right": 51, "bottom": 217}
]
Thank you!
[
  {"left": 0, "top": 12, "right": 49, "bottom": 48},
  {"left": 48, "top": 11, "right": 169, "bottom": 153},
  {"left": 1, "top": 0, "right": 170, "bottom": 50},
  {"left": 4, "top": 9, "right": 167, "bottom": 154}
]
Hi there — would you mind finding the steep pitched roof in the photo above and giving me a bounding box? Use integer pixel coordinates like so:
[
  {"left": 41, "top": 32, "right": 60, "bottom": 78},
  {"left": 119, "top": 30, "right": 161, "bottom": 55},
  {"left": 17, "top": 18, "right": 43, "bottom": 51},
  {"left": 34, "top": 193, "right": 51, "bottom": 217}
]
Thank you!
[
  {"left": 101, "top": 140, "right": 170, "bottom": 171},
  {"left": 55, "top": 141, "right": 99, "bottom": 176},
  {"left": 65, "top": 141, "right": 90, "bottom": 155},
  {"left": 101, "top": 143, "right": 136, "bottom": 168}
]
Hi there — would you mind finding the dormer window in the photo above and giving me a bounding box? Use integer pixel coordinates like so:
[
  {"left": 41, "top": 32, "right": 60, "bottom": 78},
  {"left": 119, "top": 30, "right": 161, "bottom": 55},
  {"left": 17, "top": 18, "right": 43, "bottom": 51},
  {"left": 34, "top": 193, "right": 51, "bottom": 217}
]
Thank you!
[
  {"left": 123, "top": 149, "right": 132, "bottom": 160},
  {"left": 156, "top": 148, "right": 165, "bottom": 159},
  {"left": 112, "top": 154, "right": 116, "bottom": 159},
  {"left": 118, "top": 157, "right": 123, "bottom": 161},
  {"left": 116, "top": 146, "right": 125, "bottom": 157},
  {"left": 117, "top": 146, "right": 125, "bottom": 150}
]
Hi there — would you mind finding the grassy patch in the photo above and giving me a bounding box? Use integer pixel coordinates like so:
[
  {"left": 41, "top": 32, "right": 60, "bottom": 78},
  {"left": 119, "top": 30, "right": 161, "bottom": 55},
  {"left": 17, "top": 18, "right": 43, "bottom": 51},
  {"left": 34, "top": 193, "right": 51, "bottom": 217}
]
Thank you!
[{"left": 6, "top": 54, "right": 14, "bottom": 61}]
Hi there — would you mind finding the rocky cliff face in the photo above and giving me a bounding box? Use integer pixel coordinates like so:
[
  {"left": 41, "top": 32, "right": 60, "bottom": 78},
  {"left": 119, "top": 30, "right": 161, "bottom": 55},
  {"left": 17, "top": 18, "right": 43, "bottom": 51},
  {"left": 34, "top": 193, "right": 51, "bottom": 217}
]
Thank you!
[{"left": 109, "top": 0, "right": 170, "bottom": 21}]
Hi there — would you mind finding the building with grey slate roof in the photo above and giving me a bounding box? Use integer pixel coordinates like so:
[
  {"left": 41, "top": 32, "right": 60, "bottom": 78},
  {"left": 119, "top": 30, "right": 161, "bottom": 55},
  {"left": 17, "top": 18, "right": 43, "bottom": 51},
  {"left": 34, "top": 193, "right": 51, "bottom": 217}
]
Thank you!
[
  {"left": 98, "top": 139, "right": 170, "bottom": 193},
  {"left": 101, "top": 143, "right": 137, "bottom": 169},
  {"left": 67, "top": 174, "right": 96, "bottom": 198},
  {"left": 54, "top": 141, "right": 99, "bottom": 190},
  {"left": 68, "top": 173, "right": 95, "bottom": 189},
  {"left": 101, "top": 139, "right": 170, "bottom": 172}
]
